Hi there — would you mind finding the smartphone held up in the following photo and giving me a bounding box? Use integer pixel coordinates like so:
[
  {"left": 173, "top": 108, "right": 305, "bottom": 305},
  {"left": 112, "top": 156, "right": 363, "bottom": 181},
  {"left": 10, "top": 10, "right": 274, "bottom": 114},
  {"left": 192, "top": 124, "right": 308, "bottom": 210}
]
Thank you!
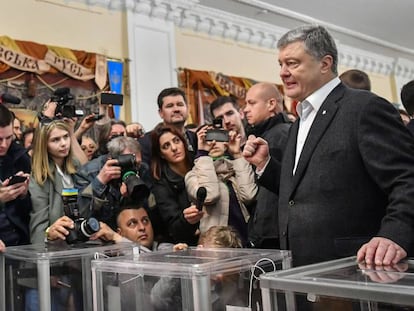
[{"left": 100, "top": 93, "right": 123, "bottom": 106}]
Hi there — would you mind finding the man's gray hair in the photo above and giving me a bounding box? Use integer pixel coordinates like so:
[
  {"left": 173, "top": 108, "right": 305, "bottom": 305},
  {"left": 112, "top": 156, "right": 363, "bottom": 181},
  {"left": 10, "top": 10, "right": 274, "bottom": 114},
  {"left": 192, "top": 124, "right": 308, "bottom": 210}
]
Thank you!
[
  {"left": 277, "top": 25, "right": 338, "bottom": 75},
  {"left": 107, "top": 136, "right": 141, "bottom": 158}
]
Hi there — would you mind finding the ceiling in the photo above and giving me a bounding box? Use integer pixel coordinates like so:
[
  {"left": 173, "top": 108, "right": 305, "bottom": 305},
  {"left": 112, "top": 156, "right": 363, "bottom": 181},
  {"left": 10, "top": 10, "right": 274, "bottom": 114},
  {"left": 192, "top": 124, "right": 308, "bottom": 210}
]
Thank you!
[{"left": 199, "top": 0, "right": 414, "bottom": 57}]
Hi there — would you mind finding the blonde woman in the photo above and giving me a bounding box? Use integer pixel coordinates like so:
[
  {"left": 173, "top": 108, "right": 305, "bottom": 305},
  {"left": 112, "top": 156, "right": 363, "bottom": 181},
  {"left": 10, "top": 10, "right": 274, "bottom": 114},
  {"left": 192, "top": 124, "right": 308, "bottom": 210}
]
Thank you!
[{"left": 29, "top": 120, "right": 80, "bottom": 244}]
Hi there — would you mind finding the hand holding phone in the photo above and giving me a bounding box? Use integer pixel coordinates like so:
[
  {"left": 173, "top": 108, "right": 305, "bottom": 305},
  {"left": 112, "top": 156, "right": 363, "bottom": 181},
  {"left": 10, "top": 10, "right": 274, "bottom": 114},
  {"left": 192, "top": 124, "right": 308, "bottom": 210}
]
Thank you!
[
  {"left": 85, "top": 114, "right": 104, "bottom": 123},
  {"left": 8, "top": 175, "right": 27, "bottom": 186}
]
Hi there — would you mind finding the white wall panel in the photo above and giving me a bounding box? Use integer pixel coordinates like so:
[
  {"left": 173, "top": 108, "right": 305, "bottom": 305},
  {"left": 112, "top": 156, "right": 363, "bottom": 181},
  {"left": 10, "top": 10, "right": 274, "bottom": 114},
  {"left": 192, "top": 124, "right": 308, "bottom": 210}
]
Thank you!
[{"left": 127, "top": 12, "right": 177, "bottom": 131}]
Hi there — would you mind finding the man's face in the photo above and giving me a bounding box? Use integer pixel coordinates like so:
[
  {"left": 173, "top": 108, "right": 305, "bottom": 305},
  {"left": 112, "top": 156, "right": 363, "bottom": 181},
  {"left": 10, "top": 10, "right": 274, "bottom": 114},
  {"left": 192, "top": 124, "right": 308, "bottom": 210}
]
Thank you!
[
  {"left": 0, "top": 124, "right": 14, "bottom": 156},
  {"left": 158, "top": 95, "right": 188, "bottom": 126},
  {"left": 117, "top": 208, "right": 154, "bottom": 249},
  {"left": 211, "top": 102, "right": 243, "bottom": 133},
  {"left": 244, "top": 86, "right": 275, "bottom": 126},
  {"left": 278, "top": 41, "right": 329, "bottom": 102}
]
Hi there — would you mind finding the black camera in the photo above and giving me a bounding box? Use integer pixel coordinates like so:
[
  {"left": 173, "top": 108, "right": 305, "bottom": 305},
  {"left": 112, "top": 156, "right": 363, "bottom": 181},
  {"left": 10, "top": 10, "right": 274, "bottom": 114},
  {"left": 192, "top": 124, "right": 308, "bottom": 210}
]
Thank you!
[
  {"left": 115, "top": 154, "right": 150, "bottom": 201},
  {"left": 205, "top": 117, "right": 229, "bottom": 142},
  {"left": 52, "top": 88, "right": 83, "bottom": 119},
  {"left": 62, "top": 188, "right": 100, "bottom": 244}
]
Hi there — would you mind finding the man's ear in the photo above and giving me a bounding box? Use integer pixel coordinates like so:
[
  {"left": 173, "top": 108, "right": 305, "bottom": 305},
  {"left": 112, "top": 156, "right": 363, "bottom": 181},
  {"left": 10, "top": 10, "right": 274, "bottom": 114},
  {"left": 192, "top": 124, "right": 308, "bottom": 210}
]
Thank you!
[
  {"left": 238, "top": 108, "right": 245, "bottom": 119},
  {"left": 267, "top": 98, "right": 277, "bottom": 112},
  {"left": 320, "top": 55, "right": 334, "bottom": 74},
  {"left": 117, "top": 228, "right": 122, "bottom": 235}
]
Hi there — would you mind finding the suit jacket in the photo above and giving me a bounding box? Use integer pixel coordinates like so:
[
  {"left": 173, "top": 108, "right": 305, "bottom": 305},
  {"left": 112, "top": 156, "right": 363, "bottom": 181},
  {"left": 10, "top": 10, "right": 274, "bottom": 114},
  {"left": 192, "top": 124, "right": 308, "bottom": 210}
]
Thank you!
[
  {"left": 260, "top": 83, "right": 414, "bottom": 266},
  {"left": 29, "top": 164, "right": 81, "bottom": 244}
]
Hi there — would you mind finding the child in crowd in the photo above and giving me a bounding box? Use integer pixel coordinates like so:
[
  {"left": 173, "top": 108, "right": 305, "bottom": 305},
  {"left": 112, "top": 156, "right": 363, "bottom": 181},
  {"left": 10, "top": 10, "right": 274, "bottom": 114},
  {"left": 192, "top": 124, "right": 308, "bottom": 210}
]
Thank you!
[
  {"left": 198, "top": 225, "right": 242, "bottom": 248},
  {"left": 151, "top": 225, "right": 243, "bottom": 311}
]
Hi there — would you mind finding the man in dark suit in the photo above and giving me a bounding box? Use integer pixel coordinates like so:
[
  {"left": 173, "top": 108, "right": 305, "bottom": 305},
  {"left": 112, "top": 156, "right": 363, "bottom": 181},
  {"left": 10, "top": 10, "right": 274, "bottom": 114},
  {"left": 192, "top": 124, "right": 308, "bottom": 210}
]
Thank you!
[{"left": 243, "top": 25, "right": 414, "bottom": 267}]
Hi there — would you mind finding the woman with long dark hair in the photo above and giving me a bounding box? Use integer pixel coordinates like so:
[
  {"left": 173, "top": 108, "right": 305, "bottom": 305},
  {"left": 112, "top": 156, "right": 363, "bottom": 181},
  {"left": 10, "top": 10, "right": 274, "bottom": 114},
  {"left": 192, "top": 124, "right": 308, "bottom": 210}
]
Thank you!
[{"left": 150, "top": 123, "right": 202, "bottom": 245}]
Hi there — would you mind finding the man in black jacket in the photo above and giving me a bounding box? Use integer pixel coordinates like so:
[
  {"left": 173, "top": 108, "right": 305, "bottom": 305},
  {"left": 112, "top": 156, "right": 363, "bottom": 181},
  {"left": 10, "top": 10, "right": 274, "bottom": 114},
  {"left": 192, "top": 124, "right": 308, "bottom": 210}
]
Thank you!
[
  {"left": 243, "top": 82, "right": 291, "bottom": 249},
  {"left": 0, "top": 104, "right": 31, "bottom": 246}
]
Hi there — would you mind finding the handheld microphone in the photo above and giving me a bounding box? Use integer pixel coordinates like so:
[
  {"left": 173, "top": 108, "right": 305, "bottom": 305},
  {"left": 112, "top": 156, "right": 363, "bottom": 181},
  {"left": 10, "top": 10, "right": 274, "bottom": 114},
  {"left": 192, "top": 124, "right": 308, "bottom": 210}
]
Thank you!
[
  {"left": 0, "top": 94, "right": 21, "bottom": 105},
  {"left": 196, "top": 187, "right": 207, "bottom": 211}
]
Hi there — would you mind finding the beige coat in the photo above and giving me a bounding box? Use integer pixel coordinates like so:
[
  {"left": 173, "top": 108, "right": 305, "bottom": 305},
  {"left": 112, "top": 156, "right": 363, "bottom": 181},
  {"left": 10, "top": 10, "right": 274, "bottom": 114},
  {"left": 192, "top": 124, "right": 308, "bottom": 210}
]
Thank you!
[{"left": 185, "top": 156, "right": 257, "bottom": 233}]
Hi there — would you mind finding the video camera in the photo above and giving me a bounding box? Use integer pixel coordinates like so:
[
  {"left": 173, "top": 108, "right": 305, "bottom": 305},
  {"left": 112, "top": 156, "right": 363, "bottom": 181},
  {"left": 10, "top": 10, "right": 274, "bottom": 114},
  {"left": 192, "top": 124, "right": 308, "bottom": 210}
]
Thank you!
[
  {"left": 114, "top": 154, "right": 150, "bottom": 201},
  {"left": 205, "top": 117, "right": 229, "bottom": 142},
  {"left": 52, "top": 88, "right": 83, "bottom": 119},
  {"left": 62, "top": 188, "right": 100, "bottom": 244}
]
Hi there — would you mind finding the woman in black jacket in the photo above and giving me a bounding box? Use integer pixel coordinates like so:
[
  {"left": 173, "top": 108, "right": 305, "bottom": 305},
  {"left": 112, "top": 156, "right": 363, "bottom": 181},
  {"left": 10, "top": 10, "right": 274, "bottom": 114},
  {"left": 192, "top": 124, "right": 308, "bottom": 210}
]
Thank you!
[{"left": 150, "top": 124, "right": 202, "bottom": 245}]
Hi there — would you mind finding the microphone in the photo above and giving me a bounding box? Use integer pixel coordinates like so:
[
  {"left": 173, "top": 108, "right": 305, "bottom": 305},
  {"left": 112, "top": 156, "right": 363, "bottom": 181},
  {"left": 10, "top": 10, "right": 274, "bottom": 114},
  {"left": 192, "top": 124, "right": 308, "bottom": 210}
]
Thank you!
[
  {"left": 0, "top": 94, "right": 21, "bottom": 105},
  {"left": 196, "top": 187, "right": 207, "bottom": 211}
]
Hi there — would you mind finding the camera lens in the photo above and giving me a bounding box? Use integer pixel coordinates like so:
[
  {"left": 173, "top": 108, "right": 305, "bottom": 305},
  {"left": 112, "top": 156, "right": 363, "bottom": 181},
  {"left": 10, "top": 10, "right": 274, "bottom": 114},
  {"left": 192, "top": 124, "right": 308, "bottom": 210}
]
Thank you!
[{"left": 80, "top": 217, "right": 100, "bottom": 237}]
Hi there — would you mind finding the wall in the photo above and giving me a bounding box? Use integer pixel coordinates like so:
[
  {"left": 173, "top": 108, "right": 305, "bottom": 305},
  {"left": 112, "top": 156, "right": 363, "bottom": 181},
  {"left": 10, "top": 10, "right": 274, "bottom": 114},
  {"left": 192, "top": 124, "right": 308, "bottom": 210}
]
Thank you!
[
  {"left": 176, "top": 29, "right": 280, "bottom": 84},
  {"left": 1, "top": 0, "right": 127, "bottom": 57},
  {"left": 0, "top": 0, "right": 403, "bottom": 126},
  {"left": 0, "top": 0, "right": 130, "bottom": 119},
  {"left": 177, "top": 30, "right": 395, "bottom": 105}
]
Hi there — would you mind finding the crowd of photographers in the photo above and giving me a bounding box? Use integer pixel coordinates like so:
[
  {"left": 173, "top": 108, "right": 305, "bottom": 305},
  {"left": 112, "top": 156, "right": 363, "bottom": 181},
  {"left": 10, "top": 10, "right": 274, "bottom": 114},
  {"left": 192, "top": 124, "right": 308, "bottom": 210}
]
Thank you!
[{"left": 0, "top": 86, "right": 261, "bottom": 252}]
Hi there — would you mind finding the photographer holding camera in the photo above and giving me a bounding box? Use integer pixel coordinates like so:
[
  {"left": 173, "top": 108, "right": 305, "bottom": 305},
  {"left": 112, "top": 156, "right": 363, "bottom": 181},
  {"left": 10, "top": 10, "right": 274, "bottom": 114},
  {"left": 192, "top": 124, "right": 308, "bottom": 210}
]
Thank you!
[
  {"left": 39, "top": 88, "right": 96, "bottom": 165},
  {"left": 74, "top": 136, "right": 152, "bottom": 230},
  {"left": 184, "top": 122, "right": 257, "bottom": 246}
]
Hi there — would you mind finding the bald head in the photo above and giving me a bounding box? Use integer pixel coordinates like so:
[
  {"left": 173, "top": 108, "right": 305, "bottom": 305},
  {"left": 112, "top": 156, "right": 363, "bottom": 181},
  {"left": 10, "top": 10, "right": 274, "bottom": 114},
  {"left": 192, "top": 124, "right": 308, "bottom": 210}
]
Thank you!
[{"left": 244, "top": 82, "right": 284, "bottom": 125}]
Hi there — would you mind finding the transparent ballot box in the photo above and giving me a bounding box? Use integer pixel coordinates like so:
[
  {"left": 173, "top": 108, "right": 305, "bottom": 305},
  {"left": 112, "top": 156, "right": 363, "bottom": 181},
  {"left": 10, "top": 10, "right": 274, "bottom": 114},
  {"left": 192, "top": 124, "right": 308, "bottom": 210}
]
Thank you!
[
  {"left": 92, "top": 247, "right": 291, "bottom": 311},
  {"left": 0, "top": 241, "right": 137, "bottom": 311},
  {"left": 260, "top": 256, "right": 414, "bottom": 311}
]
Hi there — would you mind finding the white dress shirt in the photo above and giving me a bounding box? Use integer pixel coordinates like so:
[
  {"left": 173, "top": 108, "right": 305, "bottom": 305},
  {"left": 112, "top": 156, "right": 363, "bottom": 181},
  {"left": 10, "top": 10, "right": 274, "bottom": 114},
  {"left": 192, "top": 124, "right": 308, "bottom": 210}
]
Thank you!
[{"left": 293, "top": 77, "right": 341, "bottom": 173}]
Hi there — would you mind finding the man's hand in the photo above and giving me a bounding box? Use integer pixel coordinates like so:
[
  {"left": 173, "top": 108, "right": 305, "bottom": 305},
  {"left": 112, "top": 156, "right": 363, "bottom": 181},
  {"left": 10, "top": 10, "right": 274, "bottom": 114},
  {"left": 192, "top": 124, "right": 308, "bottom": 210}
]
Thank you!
[
  {"left": 42, "top": 99, "right": 57, "bottom": 119},
  {"left": 0, "top": 240, "right": 5, "bottom": 252},
  {"left": 242, "top": 135, "right": 270, "bottom": 170},
  {"left": 173, "top": 243, "right": 188, "bottom": 251},
  {"left": 97, "top": 159, "right": 121, "bottom": 185},
  {"left": 183, "top": 205, "right": 204, "bottom": 225},
  {"left": 0, "top": 172, "right": 30, "bottom": 202},
  {"left": 46, "top": 216, "right": 74, "bottom": 241},
  {"left": 90, "top": 222, "right": 122, "bottom": 242},
  {"left": 357, "top": 237, "right": 407, "bottom": 265}
]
